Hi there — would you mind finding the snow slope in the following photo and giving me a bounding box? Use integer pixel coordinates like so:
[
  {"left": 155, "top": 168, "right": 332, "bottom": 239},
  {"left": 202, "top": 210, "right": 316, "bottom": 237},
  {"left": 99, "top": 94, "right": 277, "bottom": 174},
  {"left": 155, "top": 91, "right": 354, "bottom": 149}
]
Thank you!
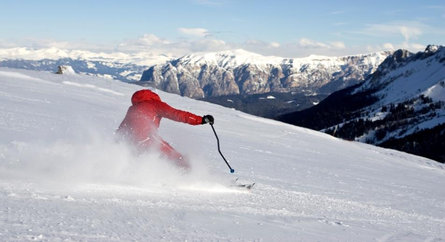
[
  {"left": 1, "top": 68, "right": 445, "bottom": 241},
  {"left": 361, "top": 46, "right": 445, "bottom": 106}
]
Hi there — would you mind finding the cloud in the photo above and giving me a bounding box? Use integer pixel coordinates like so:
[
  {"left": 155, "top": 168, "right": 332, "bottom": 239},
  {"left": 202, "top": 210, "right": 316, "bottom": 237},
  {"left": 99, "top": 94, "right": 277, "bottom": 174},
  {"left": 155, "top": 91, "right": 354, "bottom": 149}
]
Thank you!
[
  {"left": 178, "top": 28, "right": 209, "bottom": 38},
  {"left": 135, "top": 34, "right": 170, "bottom": 45},
  {"left": 330, "top": 41, "right": 346, "bottom": 49},
  {"left": 383, "top": 42, "right": 395, "bottom": 50},
  {"left": 1, "top": 34, "right": 354, "bottom": 59},
  {"left": 359, "top": 20, "right": 444, "bottom": 52},
  {"left": 243, "top": 39, "right": 280, "bottom": 48},
  {"left": 297, "top": 38, "right": 346, "bottom": 50},
  {"left": 2, "top": 25, "right": 431, "bottom": 62},
  {"left": 187, "top": 38, "right": 228, "bottom": 52},
  {"left": 399, "top": 26, "right": 422, "bottom": 41},
  {"left": 399, "top": 42, "right": 425, "bottom": 51},
  {"left": 298, "top": 38, "right": 329, "bottom": 48},
  {"left": 0, "top": 37, "right": 110, "bottom": 52},
  {"left": 269, "top": 42, "right": 280, "bottom": 48},
  {"left": 366, "top": 42, "right": 425, "bottom": 53},
  {"left": 114, "top": 33, "right": 229, "bottom": 57},
  {"left": 363, "top": 22, "right": 424, "bottom": 41},
  {"left": 118, "top": 34, "right": 170, "bottom": 50}
]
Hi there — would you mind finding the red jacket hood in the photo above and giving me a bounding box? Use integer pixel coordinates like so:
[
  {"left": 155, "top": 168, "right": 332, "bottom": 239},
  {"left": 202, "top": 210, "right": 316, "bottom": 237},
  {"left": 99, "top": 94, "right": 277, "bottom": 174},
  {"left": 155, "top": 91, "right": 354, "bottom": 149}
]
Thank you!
[{"left": 131, "top": 89, "right": 161, "bottom": 105}]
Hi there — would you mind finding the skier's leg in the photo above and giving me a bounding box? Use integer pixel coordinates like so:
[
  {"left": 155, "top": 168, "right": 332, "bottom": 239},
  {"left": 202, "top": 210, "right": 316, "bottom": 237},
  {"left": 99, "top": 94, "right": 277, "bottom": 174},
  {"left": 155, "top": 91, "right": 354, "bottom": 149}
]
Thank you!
[{"left": 159, "top": 140, "right": 191, "bottom": 169}]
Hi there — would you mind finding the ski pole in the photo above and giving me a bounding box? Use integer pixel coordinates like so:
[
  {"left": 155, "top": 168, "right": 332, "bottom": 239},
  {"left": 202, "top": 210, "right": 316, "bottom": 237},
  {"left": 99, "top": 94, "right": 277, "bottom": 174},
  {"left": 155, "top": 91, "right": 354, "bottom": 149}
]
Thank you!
[{"left": 209, "top": 123, "right": 235, "bottom": 173}]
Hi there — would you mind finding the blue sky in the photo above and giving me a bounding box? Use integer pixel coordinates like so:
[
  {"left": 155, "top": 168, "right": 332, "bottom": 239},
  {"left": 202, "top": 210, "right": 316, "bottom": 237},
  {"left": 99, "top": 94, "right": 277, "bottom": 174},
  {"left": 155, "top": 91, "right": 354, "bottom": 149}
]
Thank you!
[{"left": 0, "top": 0, "right": 444, "bottom": 57}]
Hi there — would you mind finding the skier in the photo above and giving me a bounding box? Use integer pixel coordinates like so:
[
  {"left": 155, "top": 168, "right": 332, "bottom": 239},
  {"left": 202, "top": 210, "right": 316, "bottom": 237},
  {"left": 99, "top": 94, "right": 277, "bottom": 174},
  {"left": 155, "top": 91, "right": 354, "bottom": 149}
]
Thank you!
[{"left": 117, "top": 89, "right": 214, "bottom": 169}]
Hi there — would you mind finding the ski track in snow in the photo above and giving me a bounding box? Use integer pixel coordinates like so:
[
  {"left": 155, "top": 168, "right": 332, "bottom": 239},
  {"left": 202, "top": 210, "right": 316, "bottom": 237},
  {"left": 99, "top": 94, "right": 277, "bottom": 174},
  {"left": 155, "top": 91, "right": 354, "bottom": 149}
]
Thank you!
[
  {"left": 62, "top": 81, "right": 124, "bottom": 96},
  {"left": 0, "top": 67, "right": 444, "bottom": 241}
]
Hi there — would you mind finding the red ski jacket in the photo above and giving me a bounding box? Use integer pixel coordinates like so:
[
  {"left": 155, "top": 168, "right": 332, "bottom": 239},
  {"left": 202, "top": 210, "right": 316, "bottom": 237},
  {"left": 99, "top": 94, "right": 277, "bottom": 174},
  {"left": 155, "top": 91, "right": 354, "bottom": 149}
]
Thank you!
[{"left": 117, "top": 89, "right": 203, "bottom": 143}]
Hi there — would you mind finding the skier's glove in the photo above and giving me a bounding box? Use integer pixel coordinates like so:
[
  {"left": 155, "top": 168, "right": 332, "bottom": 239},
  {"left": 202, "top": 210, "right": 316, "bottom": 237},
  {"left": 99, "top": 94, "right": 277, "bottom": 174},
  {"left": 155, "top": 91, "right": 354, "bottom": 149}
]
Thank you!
[{"left": 202, "top": 115, "right": 214, "bottom": 125}]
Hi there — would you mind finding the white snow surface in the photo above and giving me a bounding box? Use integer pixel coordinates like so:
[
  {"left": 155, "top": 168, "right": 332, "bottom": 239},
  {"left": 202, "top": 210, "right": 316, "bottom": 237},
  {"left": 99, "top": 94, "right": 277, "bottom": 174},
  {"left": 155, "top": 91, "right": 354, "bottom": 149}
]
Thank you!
[
  {"left": 424, "top": 80, "right": 445, "bottom": 102},
  {"left": 357, "top": 47, "right": 445, "bottom": 107},
  {"left": 1, "top": 67, "right": 445, "bottom": 241}
]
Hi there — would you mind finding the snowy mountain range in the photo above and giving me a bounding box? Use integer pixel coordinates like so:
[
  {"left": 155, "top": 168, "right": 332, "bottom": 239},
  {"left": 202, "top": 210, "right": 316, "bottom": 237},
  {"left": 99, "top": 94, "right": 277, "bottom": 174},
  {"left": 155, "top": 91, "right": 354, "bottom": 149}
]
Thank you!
[
  {"left": 0, "top": 47, "right": 389, "bottom": 100},
  {"left": 279, "top": 45, "right": 445, "bottom": 163},
  {"left": 1, "top": 67, "right": 444, "bottom": 240},
  {"left": 140, "top": 49, "right": 390, "bottom": 98},
  {"left": 0, "top": 47, "right": 171, "bottom": 82}
]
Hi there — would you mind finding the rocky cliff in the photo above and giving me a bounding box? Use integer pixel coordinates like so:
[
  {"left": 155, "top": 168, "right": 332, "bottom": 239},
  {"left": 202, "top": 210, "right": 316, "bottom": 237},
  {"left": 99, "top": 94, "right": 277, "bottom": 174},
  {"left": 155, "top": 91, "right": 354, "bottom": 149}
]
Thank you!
[{"left": 140, "top": 49, "right": 390, "bottom": 98}]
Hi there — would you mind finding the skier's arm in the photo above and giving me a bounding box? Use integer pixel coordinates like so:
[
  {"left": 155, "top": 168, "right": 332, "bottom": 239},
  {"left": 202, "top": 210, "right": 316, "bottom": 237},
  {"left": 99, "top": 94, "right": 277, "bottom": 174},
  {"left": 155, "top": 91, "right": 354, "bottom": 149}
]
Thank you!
[{"left": 156, "top": 101, "right": 203, "bottom": 125}]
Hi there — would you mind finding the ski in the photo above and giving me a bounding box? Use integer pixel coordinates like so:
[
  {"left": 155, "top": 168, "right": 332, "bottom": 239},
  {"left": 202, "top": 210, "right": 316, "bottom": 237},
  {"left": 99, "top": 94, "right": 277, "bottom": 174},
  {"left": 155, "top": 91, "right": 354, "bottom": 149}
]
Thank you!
[
  {"left": 230, "top": 178, "right": 255, "bottom": 190},
  {"left": 232, "top": 182, "right": 255, "bottom": 190}
]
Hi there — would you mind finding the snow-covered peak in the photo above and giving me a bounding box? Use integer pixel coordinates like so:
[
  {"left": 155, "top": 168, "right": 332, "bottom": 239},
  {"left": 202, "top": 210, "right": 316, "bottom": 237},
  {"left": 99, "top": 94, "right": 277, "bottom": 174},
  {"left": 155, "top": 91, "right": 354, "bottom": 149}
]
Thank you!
[
  {"left": 0, "top": 47, "right": 172, "bottom": 66},
  {"left": 178, "top": 49, "right": 284, "bottom": 68},
  {"left": 306, "top": 54, "right": 332, "bottom": 59},
  {"left": 425, "top": 44, "right": 440, "bottom": 54},
  {"left": 171, "top": 49, "right": 389, "bottom": 70}
]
